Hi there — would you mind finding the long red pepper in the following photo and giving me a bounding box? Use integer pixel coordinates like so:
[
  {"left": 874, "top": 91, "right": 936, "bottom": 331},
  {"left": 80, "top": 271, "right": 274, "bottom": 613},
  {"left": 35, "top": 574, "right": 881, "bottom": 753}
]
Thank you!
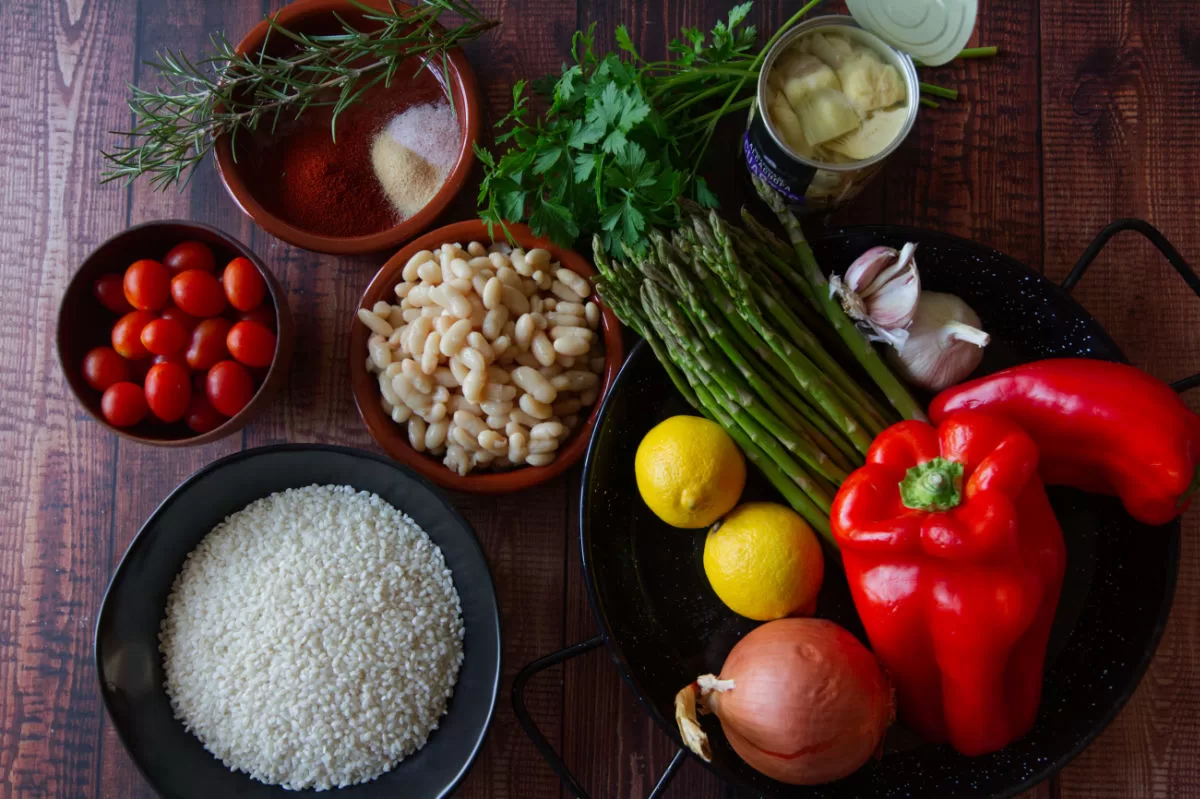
[{"left": 931, "top": 358, "right": 1200, "bottom": 525}]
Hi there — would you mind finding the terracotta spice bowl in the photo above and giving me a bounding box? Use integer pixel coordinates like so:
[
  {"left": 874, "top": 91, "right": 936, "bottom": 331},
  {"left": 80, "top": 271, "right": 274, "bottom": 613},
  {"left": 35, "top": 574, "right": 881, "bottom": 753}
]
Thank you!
[{"left": 214, "top": 0, "right": 482, "bottom": 255}]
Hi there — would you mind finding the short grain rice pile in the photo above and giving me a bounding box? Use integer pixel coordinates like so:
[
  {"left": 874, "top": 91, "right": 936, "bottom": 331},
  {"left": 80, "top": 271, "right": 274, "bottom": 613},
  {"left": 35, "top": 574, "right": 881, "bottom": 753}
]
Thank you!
[{"left": 159, "top": 484, "right": 464, "bottom": 791}]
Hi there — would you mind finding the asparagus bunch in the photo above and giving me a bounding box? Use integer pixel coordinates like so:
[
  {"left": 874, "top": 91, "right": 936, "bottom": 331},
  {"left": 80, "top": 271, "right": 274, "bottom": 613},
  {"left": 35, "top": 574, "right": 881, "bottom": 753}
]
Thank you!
[{"left": 594, "top": 196, "right": 924, "bottom": 544}]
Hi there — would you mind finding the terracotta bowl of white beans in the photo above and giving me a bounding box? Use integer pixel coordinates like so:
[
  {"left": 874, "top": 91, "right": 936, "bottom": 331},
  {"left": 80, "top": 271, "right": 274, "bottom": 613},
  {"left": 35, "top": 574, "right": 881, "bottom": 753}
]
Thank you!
[{"left": 350, "top": 220, "right": 624, "bottom": 493}]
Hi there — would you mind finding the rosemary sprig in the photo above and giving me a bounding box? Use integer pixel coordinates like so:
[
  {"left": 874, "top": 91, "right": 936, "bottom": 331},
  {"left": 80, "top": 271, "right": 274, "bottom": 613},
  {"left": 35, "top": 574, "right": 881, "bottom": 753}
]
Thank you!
[{"left": 101, "top": 0, "right": 497, "bottom": 190}]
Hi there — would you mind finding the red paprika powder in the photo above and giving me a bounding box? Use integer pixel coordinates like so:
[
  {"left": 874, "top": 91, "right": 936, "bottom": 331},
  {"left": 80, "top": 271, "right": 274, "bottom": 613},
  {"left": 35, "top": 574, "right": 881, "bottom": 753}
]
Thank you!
[{"left": 237, "top": 59, "right": 446, "bottom": 239}]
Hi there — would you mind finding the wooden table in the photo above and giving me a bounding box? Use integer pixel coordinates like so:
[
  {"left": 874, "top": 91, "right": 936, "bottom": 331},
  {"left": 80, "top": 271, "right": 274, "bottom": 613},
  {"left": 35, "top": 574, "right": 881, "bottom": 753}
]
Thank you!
[{"left": 3, "top": 0, "right": 1198, "bottom": 797}]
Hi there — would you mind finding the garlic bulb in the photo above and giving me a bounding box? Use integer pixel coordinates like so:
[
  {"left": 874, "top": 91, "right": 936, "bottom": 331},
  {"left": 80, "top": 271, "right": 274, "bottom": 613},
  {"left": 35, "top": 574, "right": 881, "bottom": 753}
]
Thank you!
[
  {"left": 829, "top": 243, "right": 920, "bottom": 348},
  {"left": 886, "top": 291, "right": 990, "bottom": 391}
]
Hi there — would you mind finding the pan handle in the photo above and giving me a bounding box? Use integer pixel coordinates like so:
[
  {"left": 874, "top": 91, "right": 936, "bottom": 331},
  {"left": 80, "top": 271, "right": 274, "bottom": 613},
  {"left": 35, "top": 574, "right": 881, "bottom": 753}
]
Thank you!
[
  {"left": 512, "top": 637, "right": 687, "bottom": 799},
  {"left": 1060, "top": 218, "right": 1200, "bottom": 392}
]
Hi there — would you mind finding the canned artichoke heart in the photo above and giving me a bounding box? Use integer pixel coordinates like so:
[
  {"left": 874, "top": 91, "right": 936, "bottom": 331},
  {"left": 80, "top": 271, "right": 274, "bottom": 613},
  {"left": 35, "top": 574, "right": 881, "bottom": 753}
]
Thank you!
[{"left": 745, "top": 16, "right": 919, "bottom": 211}]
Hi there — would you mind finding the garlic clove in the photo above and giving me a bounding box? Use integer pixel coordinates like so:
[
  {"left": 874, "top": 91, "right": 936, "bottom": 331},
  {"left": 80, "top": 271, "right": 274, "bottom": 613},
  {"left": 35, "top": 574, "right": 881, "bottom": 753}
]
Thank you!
[
  {"left": 831, "top": 242, "right": 920, "bottom": 346},
  {"left": 863, "top": 244, "right": 919, "bottom": 328},
  {"left": 842, "top": 246, "right": 898, "bottom": 293}
]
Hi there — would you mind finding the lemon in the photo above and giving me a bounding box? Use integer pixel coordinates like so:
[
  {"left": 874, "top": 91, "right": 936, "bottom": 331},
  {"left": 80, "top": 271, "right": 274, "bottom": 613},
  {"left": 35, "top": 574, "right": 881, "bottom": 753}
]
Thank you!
[
  {"left": 703, "top": 502, "right": 824, "bottom": 621},
  {"left": 635, "top": 415, "right": 746, "bottom": 529}
]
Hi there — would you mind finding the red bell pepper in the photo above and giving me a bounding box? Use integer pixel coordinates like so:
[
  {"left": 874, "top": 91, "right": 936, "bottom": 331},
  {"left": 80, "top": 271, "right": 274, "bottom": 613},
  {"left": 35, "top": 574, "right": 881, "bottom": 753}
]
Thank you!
[
  {"left": 830, "top": 411, "right": 1067, "bottom": 756},
  {"left": 930, "top": 358, "right": 1200, "bottom": 525}
]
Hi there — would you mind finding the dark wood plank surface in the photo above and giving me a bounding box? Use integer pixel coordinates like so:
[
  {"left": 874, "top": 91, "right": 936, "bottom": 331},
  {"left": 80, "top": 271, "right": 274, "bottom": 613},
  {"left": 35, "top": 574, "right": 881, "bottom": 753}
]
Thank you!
[{"left": 0, "top": 1, "right": 1196, "bottom": 798}]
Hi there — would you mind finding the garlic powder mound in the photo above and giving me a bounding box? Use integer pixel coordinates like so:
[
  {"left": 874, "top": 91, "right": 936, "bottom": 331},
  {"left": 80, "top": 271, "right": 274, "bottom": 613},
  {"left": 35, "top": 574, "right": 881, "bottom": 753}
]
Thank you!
[{"left": 372, "top": 102, "right": 461, "bottom": 218}]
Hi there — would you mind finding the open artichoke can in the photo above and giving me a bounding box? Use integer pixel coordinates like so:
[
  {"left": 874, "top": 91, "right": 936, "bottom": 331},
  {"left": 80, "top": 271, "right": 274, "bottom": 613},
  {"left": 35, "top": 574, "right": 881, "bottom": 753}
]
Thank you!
[{"left": 744, "top": 16, "right": 921, "bottom": 211}]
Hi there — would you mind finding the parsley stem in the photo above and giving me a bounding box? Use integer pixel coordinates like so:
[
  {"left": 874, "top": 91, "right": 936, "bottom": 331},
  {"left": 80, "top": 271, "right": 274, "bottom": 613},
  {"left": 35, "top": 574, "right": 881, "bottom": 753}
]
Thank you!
[
  {"left": 662, "top": 80, "right": 743, "bottom": 121},
  {"left": 919, "top": 82, "right": 958, "bottom": 100},
  {"left": 649, "top": 67, "right": 761, "bottom": 100},
  {"left": 681, "top": 96, "right": 755, "bottom": 128}
]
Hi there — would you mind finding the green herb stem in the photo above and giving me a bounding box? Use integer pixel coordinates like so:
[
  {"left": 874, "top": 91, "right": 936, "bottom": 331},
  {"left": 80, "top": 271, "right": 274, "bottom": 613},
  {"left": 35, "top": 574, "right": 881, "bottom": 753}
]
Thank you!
[{"left": 919, "top": 82, "right": 958, "bottom": 100}]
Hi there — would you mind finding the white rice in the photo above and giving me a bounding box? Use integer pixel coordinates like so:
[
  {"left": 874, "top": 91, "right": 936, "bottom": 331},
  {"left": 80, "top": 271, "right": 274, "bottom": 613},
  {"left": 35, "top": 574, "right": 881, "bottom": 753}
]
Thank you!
[{"left": 158, "top": 484, "right": 464, "bottom": 791}]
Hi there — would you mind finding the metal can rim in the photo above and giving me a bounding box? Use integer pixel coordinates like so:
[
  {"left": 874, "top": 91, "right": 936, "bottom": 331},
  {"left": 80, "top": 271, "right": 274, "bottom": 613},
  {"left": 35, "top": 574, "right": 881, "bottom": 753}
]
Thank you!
[{"left": 755, "top": 15, "right": 920, "bottom": 172}]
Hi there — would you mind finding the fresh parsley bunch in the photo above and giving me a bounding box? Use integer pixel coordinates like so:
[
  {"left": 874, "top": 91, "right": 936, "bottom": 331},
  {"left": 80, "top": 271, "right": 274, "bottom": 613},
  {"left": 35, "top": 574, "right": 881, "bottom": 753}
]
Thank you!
[{"left": 477, "top": 3, "right": 764, "bottom": 256}]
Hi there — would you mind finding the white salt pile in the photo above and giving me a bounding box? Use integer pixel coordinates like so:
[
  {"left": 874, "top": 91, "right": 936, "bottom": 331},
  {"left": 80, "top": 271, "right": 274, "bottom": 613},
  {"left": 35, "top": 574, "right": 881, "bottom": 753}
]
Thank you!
[{"left": 371, "top": 102, "right": 462, "bottom": 217}]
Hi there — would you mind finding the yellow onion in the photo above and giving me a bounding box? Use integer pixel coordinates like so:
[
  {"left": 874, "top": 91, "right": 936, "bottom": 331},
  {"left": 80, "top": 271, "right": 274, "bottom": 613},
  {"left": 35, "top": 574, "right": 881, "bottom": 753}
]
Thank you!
[{"left": 674, "top": 618, "right": 892, "bottom": 785}]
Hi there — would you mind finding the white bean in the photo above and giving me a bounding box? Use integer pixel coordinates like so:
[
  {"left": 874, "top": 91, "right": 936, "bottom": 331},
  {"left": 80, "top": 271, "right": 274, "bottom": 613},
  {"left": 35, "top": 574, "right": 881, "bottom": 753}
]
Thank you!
[
  {"left": 408, "top": 417, "right": 428, "bottom": 452},
  {"left": 401, "top": 307, "right": 422, "bottom": 323},
  {"left": 553, "top": 335, "right": 591, "bottom": 357},
  {"left": 522, "top": 277, "right": 539, "bottom": 297},
  {"left": 433, "top": 367, "right": 459, "bottom": 388},
  {"left": 467, "top": 241, "right": 487, "bottom": 257},
  {"left": 434, "top": 315, "right": 453, "bottom": 335},
  {"left": 435, "top": 284, "right": 472, "bottom": 318},
  {"left": 509, "top": 409, "right": 540, "bottom": 428},
  {"left": 482, "top": 277, "right": 503, "bottom": 310},
  {"left": 489, "top": 251, "right": 509, "bottom": 270},
  {"left": 378, "top": 372, "right": 400, "bottom": 406},
  {"left": 421, "top": 333, "right": 441, "bottom": 374},
  {"left": 407, "top": 316, "right": 433, "bottom": 357},
  {"left": 502, "top": 284, "right": 530, "bottom": 316},
  {"left": 539, "top": 364, "right": 563, "bottom": 379},
  {"left": 391, "top": 404, "right": 411, "bottom": 424},
  {"left": 358, "top": 308, "right": 393, "bottom": 337},
  {"left": 529, "top": 437, "right": 559, "bottom": 455},
  {"left": 514, "top": 313, "right": 537, "bottom": 349},
  {"left": 585, "top": 301, "right": 601, "bottom": 328},
  {"left": 486, "top": 414, "right": 508, "bottom": 430},
  {"left": 445, "top": 443, "right": 470, "bottom": 476},
  {"left": 551, "top": 370, "right": 598, "bottom": 392},
  {"left": 511, "top": 249, "right": 532, "bottom": 276},
  {"left": 531, "top": 312, "right": 549, "bottom": 331},
  {"left": 449, "top": 257, "right": 473, "bottom": 280},
  {"left": 556, "top": 268, "right": 591, "bottom": 299},
  {"left": 431, "top": 385, "right": 450, "bottom": 404},
  {"left": 459, "top": 347, "right": 487, "bottom": 373},
  {"left": 557, "top": 355, "right": 576, "bottom": 369},
  {"left": 454, "top": 410, "right": 487, "bottom": 437},
  {"left": 497, "top": 266, "right": 522, "bottom": 288},
  {"left": 530, "top": 421, "right": 566, "bottom": 440},
  {"left": 450, "top": 395, "right": 483, "bottom": 415},
  {"left": 449, "top": 356, "right": 470, "bottom": 385},
  {"left": 493, "top": 335, "right": 512, "bottom": 359},
  {"left": 508, "top": 431, "right": 529, "bottom": 464},
  {"left": 555, "top": 301, "right": 584, "bottom": 316},
  {"left": 451, "top": 425, "right": 479, "bottom": 452},
  {"left": 394, "top": 280, "right": 415, "bottom": 300},
  {"left": 471, "top": 274, "right": 489, "bottom": 299},
  {"left": 426, "top": 419, "right": 449, "bottom": 450},
  {"left": 440, "top": 318, "right": 472, "bottom": 357},
  {"left": 519, "top": 393, "right": 553, "bottom": 420},
  {"left": 406, "top": 285, "right": 431, "bottom": 307},
  {"left": 579, "top": 385, "right": 600, "bottom": 406},
  {"left": 483, "top": 306, "right": 508, "bottom": 339},
  {"left": 549, "top": 325, "right": 593, "bottom": 342},
  {"left": 536, "top": 270, "right": 554, "bottom": 290},
  {"left": 562, "top": 413, "right": 580, "bottom": 430},
  {"left": 387, "top": 305, "right": 406, "bottom": 328},
  {"left": 384, "top": 362, "right": 403, "bottom": 378},
  {"left": 403, "top": 250, "right": 433, "bottom": 281},
  {"left": 468, "top": 333, "right": 495, "bottom": 363},
  {"left": 469, "top": 255, "right": 491, "bottom": 270},
  {"left": 368, "top": 335, "right": 392, "bottom": 370},
  {"left": 526, "top": 452, "right": 556, "bottom": 467},
  {"left": 512, "top": 366, "right": 558, "bottom": 404},
  {"left": 367, "top": 355, "right": 379, "bottom": 375},
  {"left": 417, "top": 260, "right": 442, "bottom": 284},
  {"left": 462, "top": 370, "right": 486, "bottom": 405},
  {"left": 480, "top": 399, "right": 513, "bottom": 417},
  {"left": 548, "top": 312, "right": 586, "bottom": 328},
  {"left": 532, "top": 331, "right": 556, "bottom": 366},
  {"left": 478, "top": 430, "right": 507, "bottom": 453},
  {"left": 401, "top": 360, "right": 433, "bottom": 394},
  {"left": 428, "top": 402, "right": 447, "bottom": 423},
  {"left": 525, "top": 247, "right": 551, "bottom": 270},
  {"left": 529, "top": 295, "right": 543, "bottom": 315},
  {"left": 483, "top": 383, "right": 517, "bottom": 402}
]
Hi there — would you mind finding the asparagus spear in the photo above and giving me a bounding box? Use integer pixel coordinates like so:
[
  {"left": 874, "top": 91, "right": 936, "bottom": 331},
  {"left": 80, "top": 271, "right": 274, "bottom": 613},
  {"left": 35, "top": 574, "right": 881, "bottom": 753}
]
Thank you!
[{"left": 753, "top": 177, "right": 928, "bottom": 422}]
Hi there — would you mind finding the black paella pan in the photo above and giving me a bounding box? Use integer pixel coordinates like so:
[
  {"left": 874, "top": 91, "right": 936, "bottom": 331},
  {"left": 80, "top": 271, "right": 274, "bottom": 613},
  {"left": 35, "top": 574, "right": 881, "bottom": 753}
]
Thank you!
[{"left": 514, "top": 220, "right": 1196, "bottom": 798}]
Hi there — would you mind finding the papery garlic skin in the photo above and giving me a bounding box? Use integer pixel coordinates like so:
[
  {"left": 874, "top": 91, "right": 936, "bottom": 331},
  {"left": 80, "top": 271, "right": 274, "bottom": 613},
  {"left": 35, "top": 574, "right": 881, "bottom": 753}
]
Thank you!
[
  {"left": 887, "top": 291, "right": 990, "bottom": 392},
  {"left": 830, "top": 243, "right": 920, "bottom": 348}
]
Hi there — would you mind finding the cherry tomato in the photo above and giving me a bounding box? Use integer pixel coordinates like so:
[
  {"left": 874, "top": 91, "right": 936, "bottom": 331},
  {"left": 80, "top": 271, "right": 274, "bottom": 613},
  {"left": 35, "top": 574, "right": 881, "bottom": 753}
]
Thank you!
[
  {"left": 160, "top": 304, "right": 199, "bottom": 332},
  {"left": 123, "top": 259, "right": 171, "bottom": 311},
  {"left": 225, "top": 321, "right": 276, "bottom": 368},
  {"left": 111, "top": 310, "right": 157, "bottom": 360},
  {"left": 101, "top": 382, "right": 148, "bottom": 427},
  {"left": 235, "top": 305, "right": 275, "bottom": 330},
  {"left": 139, "top": 317, "right": 189, "bottom": 357},
  {"left": 206, "top": 360, "right": 254, "bottom": 416},
  {"left": 221, "top": 257, "right": 267, "bottom": 312},
  {"left": 93, "top": 274, "right": 133, "bottom": 314},
  {"left": 144, "top": 362, "right": 192, "bottom": 423},
  {"left": 171, "top": 270, "right": 226, "bottom": 317},
  {"left": 184, "top": 393, "right": 226, "bottom": 434},
  {"left": 163, "top": 240, "right": 216, "bottom": 275},
  {"left": 81, "top": 346, "right": 130, "bottom": 392},
  {"left": 185, "top": 317, "right": 233, "bottom": 371}
]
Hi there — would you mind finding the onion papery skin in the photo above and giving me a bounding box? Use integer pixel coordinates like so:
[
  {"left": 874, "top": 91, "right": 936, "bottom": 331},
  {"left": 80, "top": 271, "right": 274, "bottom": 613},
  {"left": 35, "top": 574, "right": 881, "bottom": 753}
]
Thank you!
[{"left": 705, "top": 618, "right": 893, "bottom": 785}]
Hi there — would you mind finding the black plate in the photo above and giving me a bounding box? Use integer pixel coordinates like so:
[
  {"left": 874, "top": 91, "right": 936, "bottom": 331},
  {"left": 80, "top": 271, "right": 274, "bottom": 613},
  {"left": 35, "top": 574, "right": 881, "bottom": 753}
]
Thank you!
[
  {"left": 95, "top": 444, "right": 502, "bottom": 798},
  {"left": 579, "top": 227, "right": 1181, "bottom": 798}
]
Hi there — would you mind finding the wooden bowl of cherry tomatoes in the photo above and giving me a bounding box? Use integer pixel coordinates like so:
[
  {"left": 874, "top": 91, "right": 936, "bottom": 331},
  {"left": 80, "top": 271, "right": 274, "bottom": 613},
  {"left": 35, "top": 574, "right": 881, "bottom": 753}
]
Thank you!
[{"left": 57, "top": 220, "right": 293, "bottom": 445}]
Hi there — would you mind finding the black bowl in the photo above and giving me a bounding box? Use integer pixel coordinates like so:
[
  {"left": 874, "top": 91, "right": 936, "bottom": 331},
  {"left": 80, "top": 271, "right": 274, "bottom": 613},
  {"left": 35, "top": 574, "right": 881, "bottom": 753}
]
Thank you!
[
  {"left": 577, "top": 226, "right": 1181, "bottom": 798},
  {"left": 96, "top": 444, "right": 502, "bottom": 798}
]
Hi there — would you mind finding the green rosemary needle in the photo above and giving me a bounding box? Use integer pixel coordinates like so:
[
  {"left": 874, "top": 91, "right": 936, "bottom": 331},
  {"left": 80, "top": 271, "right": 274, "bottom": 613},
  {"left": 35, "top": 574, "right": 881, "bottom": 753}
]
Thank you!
[{"left": 101, "top": 0, "right": 497, "bottom": 190}]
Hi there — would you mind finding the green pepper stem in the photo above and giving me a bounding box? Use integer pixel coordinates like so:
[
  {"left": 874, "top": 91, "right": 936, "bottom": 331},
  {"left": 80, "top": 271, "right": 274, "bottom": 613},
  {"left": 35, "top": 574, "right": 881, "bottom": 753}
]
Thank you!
[{"left": 900, "top": 457, "right": 964, "bottom": 511}]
